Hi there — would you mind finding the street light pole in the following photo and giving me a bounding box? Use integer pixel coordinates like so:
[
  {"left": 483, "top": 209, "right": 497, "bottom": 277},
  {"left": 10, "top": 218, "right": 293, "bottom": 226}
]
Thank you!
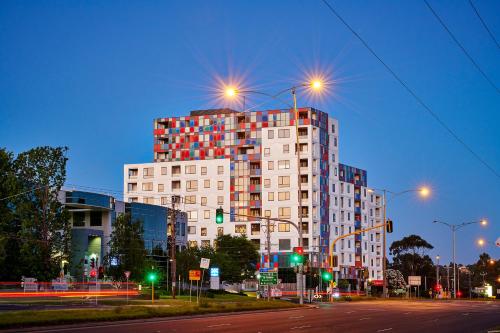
[
  {"left": 382, "top": 190, "right": 387, "bottom": 298},
  {"left": 436, "top": 255, "right": 440, "bottom": 294}
]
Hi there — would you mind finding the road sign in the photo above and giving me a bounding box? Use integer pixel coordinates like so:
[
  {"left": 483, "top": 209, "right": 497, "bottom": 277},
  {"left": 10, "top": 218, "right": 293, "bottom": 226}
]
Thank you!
[
  {"left": 189, "top": 270, "right": 201, "bottom": 281},
  {"left": 259, "top": 272, "right": 278, "bottom": 285},
  {"left": 210, "top": 267, "right": 219, "bottom": 277},
  {"left": 408, "top": 276, "right": 421, "bottom": 286},
  {"left": 124, "top": 271, "right": 131, "bottom": 279},
  {"left": 200, "top": 258, "right": 210, "bottom": 269}
]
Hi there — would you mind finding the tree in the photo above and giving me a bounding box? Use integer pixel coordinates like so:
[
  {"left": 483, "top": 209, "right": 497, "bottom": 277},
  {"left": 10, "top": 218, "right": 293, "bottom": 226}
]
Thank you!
[
  {"left": 387, "top": 269, "right": 406, "bottom": 292},
  {"left": 389, "top": 234, "right": 434, "bottom": 279},
  {"left": 105, "top": 213, "right": 147, "bottom": 281},
  {"left": 469, "top": 252, "right": 499, "bottom": 288},
  {"left": 214, "top": 234, "right": 259, "bottom": 283},
  {"left": 14, "top": 146, "right": 70, "bottom": 281}
]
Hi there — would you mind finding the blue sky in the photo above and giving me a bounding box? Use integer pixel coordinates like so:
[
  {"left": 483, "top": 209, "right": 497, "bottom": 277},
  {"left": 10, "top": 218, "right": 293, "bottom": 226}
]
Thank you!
[{"left": 1, "top": 0, "right": 499, "bottom": 264}]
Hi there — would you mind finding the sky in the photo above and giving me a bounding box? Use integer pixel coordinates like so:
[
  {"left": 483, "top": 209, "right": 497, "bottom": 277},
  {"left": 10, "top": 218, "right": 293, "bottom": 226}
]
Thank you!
[{"left": 1, "top": 0, "right": 499, "bottom": 265}]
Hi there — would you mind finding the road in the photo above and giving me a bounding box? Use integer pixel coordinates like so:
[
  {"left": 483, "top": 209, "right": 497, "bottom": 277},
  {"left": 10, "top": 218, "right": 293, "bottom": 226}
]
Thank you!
[{"left": 10, "top": 300, "right": 500, "bottom": 333}]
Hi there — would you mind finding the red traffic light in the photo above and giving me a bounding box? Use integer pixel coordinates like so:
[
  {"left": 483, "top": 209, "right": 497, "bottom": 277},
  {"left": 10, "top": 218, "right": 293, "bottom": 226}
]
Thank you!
[{"left": 293, "top": 247, "right": 304, "bottom": 255}]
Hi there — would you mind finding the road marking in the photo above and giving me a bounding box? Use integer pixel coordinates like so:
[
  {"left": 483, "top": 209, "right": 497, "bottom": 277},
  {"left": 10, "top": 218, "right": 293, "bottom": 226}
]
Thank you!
[
  {"left": 462, "top": 313, "right": 470, "bottom": 316},
  {"left": 359, "top": 317, "right": 371, "bottom": 321},
  {"left": 403, "top": 312, "right": 411, "bottom": 315},
  {"left": 208, "top": 324, "right": 231, "bottom": 328},
  {"left": 345, "top": 311, "right": 354, "bottom": 314},
  {"left": 290, "top": 325, "right": 311, "bottom": 330},
  {"left": 289, "top": 315, "right": 304, "bottom": 319},
  {"left": 377, "top": 329, "right": 393, "bottom": 332}
]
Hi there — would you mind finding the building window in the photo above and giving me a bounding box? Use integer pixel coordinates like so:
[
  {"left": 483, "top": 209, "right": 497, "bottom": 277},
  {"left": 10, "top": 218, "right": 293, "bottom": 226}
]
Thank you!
[
  {"left": 201, "top": 197, "right": 207, "bottom": 206},
  {"left": 204, "top": 210, "right": 210, "bottom": 219},
  {"left": 187, "top": 211, "right": 198, "bottom": 221},
  {"left": 129, "top": 197, "right": 138, "bottom": 203},
  {"left": 278, "top": 176, "right": 290, "bottom": 188},
  {"left": 279, "top": 239, "right": 291, "bottom": 251},
  {"left": 218, "top": 166, "right": 224, "bottom": 175},
  {"left": 128, "top": 169, "right": 138, "bottom": 178},
  {"left": 201, "top": 240, "right": 210, "bottom": 248},
  {"left": 251, "top": 223, "right": 260, "bottom": 235},
  {"left": 186, "top": 180, "right": 198, "bottom": 192},
  {"left": 235, "top": 224, "right": 247, "bottom": 234},
  {"left": 264, "top": 210, "right": 271, "bottom": 217},
  {"left": 331, "top": 124, "right": 335, "bottom": 133},
  {"left": 172, "top": 180, "right": 181, "bottom": 190},
  {"left": 204, "top": 179, "right": 210, "bottom": 188},
  {"left": 278, "top": 160, "right": 290, "bottom": 169},
  {"left": 73, "top": 212, "right": 85, "bottom": 227},
  {"left": 268, "top": 161, "right": 274, "bottom": 170},
  {"left": 218, "top": 181, "right": 224, "bottom": 190},
  {"left": 142, "top": 182, "right": 153, "bottom": 191},
  {"left": 201, "top": 166, "right": 207, "bottom": 175},
  {"left": 161, "top": 197, "right": 168, "bottom": 205},
  {"left": 278, "top": 207, "right": 291, "bottom": 219},
  {"left": 264, "top": 179, "right": 271, "bottom": 188},
  {"left": 185, "top": 195, "right": 196, "bottom": 204},
  {"left": 143, "top": 167, "right": 154, "bottom": 178},
  {"left": 185, "top": 165, "right": 196, "bottom": 174},
  {"left": 143, "top": 197, "right": 154, "bottom": 204},
  {"left": 278, "top": 129, "right": 290, "bottom": 138},
  {"left": 201, "top": 227, "right": 207, "bottom": 236},
  {"left": 268, "top": 130, "right": 274, "bottom": 139},
  {"left": 283, "top": 144, "right": 289, "bottom": 153},
  {"left": 188, "top": 226, "right": 196, "bottom": 234},
  {"left": 161, "top": 167, "right": 167, "bottom": 175},
  {"left": 264, "top": 148, "right": 270, "bottom": 156},
  {"left": 158, "top": 184, "right": 164, "bottom": 192},
  {"left": 217, "top": 227, "right": 224, "bottom": 236},
  {"left": 278, "top": 223, "right": 290, "bottom": 232},
  {"left": 278, "top": 191, "right": 290, "bottom": 201},
  {"left": 188, "top": 240, "right": 197, "bottom": 248},
  {"left": 172, "top": 165, "right": 181, "bottom": 175},
  {"left": 217, "top": 196, "right": 224, "bottom": 205},
  {"left": 268, "top": 192, "right": 274, "bottom": 201},
  {"left": 127, "top": 183, "right": 137, "bottom": 192}
]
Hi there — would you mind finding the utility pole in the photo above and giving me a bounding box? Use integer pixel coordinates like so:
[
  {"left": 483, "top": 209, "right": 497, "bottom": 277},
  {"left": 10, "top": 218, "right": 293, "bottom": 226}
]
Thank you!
[
  {"left": 170, "top": 197, "right": 177, "bottom": 299},
  {"left": 382, "top": 190, "right": 388, "bottom": 298},
  {"left": 266, "top": 217, "right": 271, "bottom": 301},
  {"left": 436, "top": 255, "right": 440, "bottom": 296}
]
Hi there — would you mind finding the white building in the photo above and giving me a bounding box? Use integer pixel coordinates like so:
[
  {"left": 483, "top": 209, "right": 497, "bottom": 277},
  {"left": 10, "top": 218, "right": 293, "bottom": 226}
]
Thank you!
[{"left": 124, "top": 107, "right": 383, "bottom": 285}]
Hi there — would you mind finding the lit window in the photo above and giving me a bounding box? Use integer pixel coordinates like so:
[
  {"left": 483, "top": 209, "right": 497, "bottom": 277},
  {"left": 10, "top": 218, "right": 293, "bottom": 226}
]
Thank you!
[
  {"left": 278, "top": 223, "right": 290, "bottom": 232},
  {"left": 278, "top": 160, "right": 290, "bottom": 169},
  {"left": 204, "top": 179, "right": 210, "bottom": 188},
  {"left": 278, "top": 191, "right": 290, "bottom": 201},
  {"left": 235, "top": 224, "right": 247, "bottom": 234},
  {"left": 186, "top": 180, "right": 198, "bottom": 192},
  {"left": 158, "top": 184, "right": 164, "bottom": 192},
  {"left": 201, "top": 197, "right": 207, "bottom": 206},
  {"left": 218, "top": 181, "right": 224, "bottom": 190},
  {"left": 268, "top": 192, "right": 274, "bottom": 201},
  {"left": 278, "top": 176, "right": 290, "bottom": 188},
  {"left": 142, "top": 182, "right": 153, "bottom": 191},
  {"left": 268, "top": 161, "right": 274, "bottom": 170},
  {"left": 204, "top": 210, "right": 210, "bottom": 219}
]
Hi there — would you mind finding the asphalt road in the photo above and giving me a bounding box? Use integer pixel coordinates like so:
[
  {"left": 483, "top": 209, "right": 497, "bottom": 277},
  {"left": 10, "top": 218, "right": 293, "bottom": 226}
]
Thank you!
[{"left": 10, "top": 300, "right": 500, "bottom": 333}]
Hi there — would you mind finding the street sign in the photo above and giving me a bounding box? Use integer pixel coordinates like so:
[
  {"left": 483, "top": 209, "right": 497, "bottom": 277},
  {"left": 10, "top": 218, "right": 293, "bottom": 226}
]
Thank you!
[
  {"left": 210, "top": 267, "right": 219, "bottom": 277},
  {"left": 189, "top": 270, "right": 201, "bottom": 281},
  {"left": 210, "top": 275, "right": 220, "bottom": 290},
  {"left": 200, "top": 258, "right": 210, "bottom": 269},
  {"left": 124, "top": 271, "right": 131, "bottom": 279},
  {"left": 259, "top": 272, "right": 278, "bottom": 285},
  {"left": 408, "top": 276, "right": 421, "bottom": 286}
]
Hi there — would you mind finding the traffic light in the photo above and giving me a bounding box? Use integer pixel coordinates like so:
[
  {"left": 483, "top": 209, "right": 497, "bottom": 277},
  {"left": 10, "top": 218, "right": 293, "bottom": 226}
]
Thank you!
[
  {"left": 386, "top": 219, "right": 393, "bottom": 233},
  {"left": 216, "top": 207, "right": 224, "bottom": 224},
  {"left": 322, "top": 269, "right": 333, "bottom": 281},
  {"left": 90, "top": 257, "right": 96, "bottom": 269},
  {"left": 147, "top": 272, "right": 158, "bottom": 283},
  {"left": 291, "top": 247, "right": 304, "bottom": 265}
]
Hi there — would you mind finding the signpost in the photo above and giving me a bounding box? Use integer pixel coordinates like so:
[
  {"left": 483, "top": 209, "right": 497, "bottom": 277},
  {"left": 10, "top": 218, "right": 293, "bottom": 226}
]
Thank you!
[
  {"left": 259, "top": 270, "right": 278, "bottom": 286},
  {"left": 124, "top": 271, "right": 131, "bottom": 304},
  {"left": 198, "top": 258, "right": 210, "bottom": 303},
  {"left": 189, "top": 270, "right": 201, "bottom": 303},
  {"left": 408, "top": 276, "right": 422, "bottom": 299},
  {"left": 210, "top": 267, "right": 220, "bottom": 290}
]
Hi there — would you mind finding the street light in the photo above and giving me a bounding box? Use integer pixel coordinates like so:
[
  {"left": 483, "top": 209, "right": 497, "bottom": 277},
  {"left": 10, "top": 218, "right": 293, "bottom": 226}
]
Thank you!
[
  {"left": 368, "top": 186, "right": 432, "bottom": 298},
  {"left": 433, "top": 219, "right": 488, "bottom": 298}
]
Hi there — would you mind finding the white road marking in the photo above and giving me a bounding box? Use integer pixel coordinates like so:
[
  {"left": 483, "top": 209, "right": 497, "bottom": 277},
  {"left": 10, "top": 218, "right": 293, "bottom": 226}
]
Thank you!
[
  {"left": 462, "top": 313, "right": 470, "bottom": 316},
  {"left": 359, "top": 317, "right": 371, "bottom": 321},
  {"left": 208, "top": 323, "right": 231, "bottom": 328},
  {"left": 289, "top": 315, "right": 304, "bottom": 319},
  {"left": 377, "top": 329, "right": 393, "bottom": 332},
  {"left": 345, "top": 311, "right": 354, "bottom": 314},
  {"left": 290, "top": 325, "right": 312, "bottom": 330},
  {"left": 403, "top": 312, "right": 411, "bottom": 315}
]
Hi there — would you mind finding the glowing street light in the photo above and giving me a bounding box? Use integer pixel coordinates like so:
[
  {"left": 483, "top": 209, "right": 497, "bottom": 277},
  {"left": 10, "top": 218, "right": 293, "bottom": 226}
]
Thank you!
[
  {"left": 480, "top": 219, "right": 488, "bottom": 226},
  {"left": 311, "top": 80, "right": 322, "bottom": 90},
  {"left": 225, "top": 87, "right": 237, "bottom": 97},
  {"left": 477, "top": 238, "right": 486, "bottom": 246},
  {"left": 419, "top": 186, "right": 430, "bottom": 198}
]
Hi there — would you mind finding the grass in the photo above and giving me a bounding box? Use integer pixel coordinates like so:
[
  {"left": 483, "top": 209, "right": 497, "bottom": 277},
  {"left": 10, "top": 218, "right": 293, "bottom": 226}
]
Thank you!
[{"left": 0, "top": 296, "right": 298, "bottom": 329}]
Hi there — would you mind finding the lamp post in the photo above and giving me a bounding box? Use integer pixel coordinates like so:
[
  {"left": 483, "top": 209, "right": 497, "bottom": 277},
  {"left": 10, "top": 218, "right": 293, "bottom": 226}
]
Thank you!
[
  {"left": 369, "top": 187, "right": 431, "bottom": 298},
  {"left": 223, "top": 80, "right": 323, "bottom": 305},
  {"left": 436, "top": 255, "right": 440, "bottom": 296},
  {"left": 433, "top": 219, "right": 488, "bottom": 298}
]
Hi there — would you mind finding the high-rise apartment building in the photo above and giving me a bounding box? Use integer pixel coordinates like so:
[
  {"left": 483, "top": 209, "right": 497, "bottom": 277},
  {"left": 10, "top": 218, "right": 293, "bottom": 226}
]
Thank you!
[{"left": 124, "top": 107, "right": 383, "bottom": 285}]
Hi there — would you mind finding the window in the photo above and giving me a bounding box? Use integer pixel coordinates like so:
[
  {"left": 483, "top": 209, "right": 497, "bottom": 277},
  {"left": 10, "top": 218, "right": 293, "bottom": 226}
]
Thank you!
[
  {"left": 217, "top": 196, "right": 224, "bottom": 205},
  {"left": 158, "top": 184, "right": 164, "bottom": 192},
  {"left": 283, "top": 144, "right": 289, "bottom": 153},
  {"left": 128, "top": 169, "right": 138, "bottom": 178},
  {"left": 264, "top": 148, "right": 270, "bottom": 156},
  {"left": 128, "top": 183, "right": 137, "bottom": 192},
  {"left": 217, "top": 227, "right": 224, "bottom": 236},
  {"left": 142, "top": 182, "right": 153, "bottom": 191},
  {"left": 201, "top": 240, "right": 210, "bottom": 248},
  {"left": 73, "top": 212, "right": 85, "bottom": 227},
  {"left": 268, "top": 161, "right": 274, "bottom": 170},
  {"left": 278, "top": 223, "right": 290, "bottom": 232},
  {"left": 218, "top": 166, "right": 224, "bottom": 175},
  {"left": 204, "top": 210, "right": 210, "bottom": 219},
  {"left": 172, "top": 180, "right": 181, "bottom": 190},
  {"left": 161, "top": 167, "right": 167, "bottom": 175},
  {"left": 143, "top": 197, "right": 154, "bottom": 204},
  {"left": 278, "top": 176, "right": 290, "bottom": 188},
  {"left": 266, "top": 130, "right": 274, "bottom": 139},
  {"left": 143, "top": 167, "right": 154, "bottom": 178},
  {"left": 201, "top": 197, "right": 207, "bottom": 206},
  {"left": 188, "top": 226, "right": 196, "bottom": 234},
  {"left": 331, "top": 124, "right": 335, "bottom": 133},
  {"left": 187, "top": 211, "right": 198, "bottom": 221},
  {"left": 278, "top": 207, "right": 291, "bottom": 219},
  {"left": 204, "top": 179, "right": 210, "bottom": 188},
  {"left": 264, "top": 210, "right": 271, "bottom": 217},
  {"left": 279, "top": 239, "right": 291, "bottom": 251},
  {"left": 201, "top": 167, "right": 207, "bottom": 175},
  {"left": 172, "top": 165, "right": 181, "bottom": 175},
  {"left": 188, "top": 240, "right": 198, "bottom": 248},
  {"left": 278, "top": 160, "right": 290, "bottom": 169},
  {"left": 186, "top": 180, "right": 198, "bottom": 192},
  {"left": 185, "top": 165, "right": 196, "bottom": 174},
  {"left": 218, "top": 181, "right": 224, "bottom": 190},
  {"left": 201, "top": 227, "right": 207, "bottom": 236},
  {"left": 278, "top": 129, "right": 290, "bottom": 138},
  {"left": 268, "top": 192, "right": 274, "bottom": 201},
  {"left": 235, "top": 224, "right": 247, "bottom": 234},
  {"left": 278, "top": 191, "right": 290, "bottom": 201},
  {"left": 264, "top": 179, "right": 271, "bottom": 188},
  {"left": 129, "top": 197, "right": 138, "bottom": 203},
  {"left": 161, "top": 197, "right": 168, "bottom": 205},
  {"left": 185, "top": 195, "right": 196, "bottom": 204},
  {"left": 251, "top": 223, "right": 260, "bottom": 235}
]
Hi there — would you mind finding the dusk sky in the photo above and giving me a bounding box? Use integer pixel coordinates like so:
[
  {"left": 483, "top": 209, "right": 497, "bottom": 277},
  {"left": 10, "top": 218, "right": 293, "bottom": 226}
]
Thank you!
[{"left": 1, "top": 0, "right": 499, "bottom": 264}]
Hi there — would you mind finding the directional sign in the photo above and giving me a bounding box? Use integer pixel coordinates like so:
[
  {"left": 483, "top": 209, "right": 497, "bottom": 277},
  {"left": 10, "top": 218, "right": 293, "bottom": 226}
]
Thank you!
[
  {"left": 189, "top": 270, "right": 201, "bottom": 281},
  {"left": 408, "top": 276, "right": 421, "bottom": 286},
  {"left": 200, "top": 258, "right": 210, "bottom": 269},
  {"left": 259, "top": 272, "right": 278, "bottom": 285}
]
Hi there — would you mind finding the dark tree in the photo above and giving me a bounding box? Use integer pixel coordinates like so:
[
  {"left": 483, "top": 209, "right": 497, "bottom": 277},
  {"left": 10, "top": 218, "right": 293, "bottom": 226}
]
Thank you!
[
  {"left": 215, "top": 234, "right": 259, "bottom": 283},
  {"left": 389, "top": 234, "right": 434, "bottom": 278}
]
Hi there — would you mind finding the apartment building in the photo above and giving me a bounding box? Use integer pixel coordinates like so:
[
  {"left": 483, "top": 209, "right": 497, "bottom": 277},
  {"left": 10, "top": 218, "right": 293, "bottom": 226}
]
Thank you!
[{"left": 124, "top": 107, "right": 383, "bottom": 285}]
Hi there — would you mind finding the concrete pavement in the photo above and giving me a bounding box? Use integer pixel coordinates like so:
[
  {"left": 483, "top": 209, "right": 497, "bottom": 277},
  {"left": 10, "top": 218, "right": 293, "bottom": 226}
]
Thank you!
[{"left": 8, "top": 300, "right": 500, "bottom": 333}]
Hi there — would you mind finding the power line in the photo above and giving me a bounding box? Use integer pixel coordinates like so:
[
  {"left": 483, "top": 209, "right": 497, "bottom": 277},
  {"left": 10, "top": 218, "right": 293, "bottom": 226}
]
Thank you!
[
  {"left": 320, "top": 0, "right": 500, "bottom": 180},
  {"left": 424, "top": 0, "right": 499, "bottom": 93},
  {"left": 468, "top": 0, "right": 500, "bottom": 50}
]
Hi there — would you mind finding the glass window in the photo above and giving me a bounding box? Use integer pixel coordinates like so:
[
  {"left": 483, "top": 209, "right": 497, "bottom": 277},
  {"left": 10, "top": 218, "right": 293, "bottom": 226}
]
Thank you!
[
  {"left": 187, "top": 211, "right": 198, "bottom": 221},
  {"left": 264, "top": 210, "right": 271, "bottom": 217},
  {"left": 278, "top": 129, "right": 290, "bottom": 138},
  {"left": 185, "top": 195, "right": 196, "bottom": 204},
  {"left": 264, "top": 148, "right": 270, "bottom": 157},
  {"left": 279, "top": 239, "right": 291, "bottom": 251},
  {"left": 201, "top": 240, "right": 210, "bottom": 248},
  {"left": 218, "top": 181, "right": 224, "bottom": 190},
  {"left": 73, "top": 212, "right": 85, "bottom": 227},
  {"left": 127, "top": 183, "right": 137, "bottom": 192},
  {"left": 172, "top": 180, "right": 181, "bottom": 190},
  {"left": 128, "top": 169, "right": 138, "bottom": 178},
  {"left": 188, "top": 226, "right": 196, "bottom": 234},
  {"left": 268, "top": 161, "right": 274, "bottom": 170},
  {"left": 283, "top": 144, "right": 289, "bottom": 153},
  {"left": 268, "top": 192, "right": 274, "bottom": 201},
  {"left": 201, "top": 227, "right": 207, "bottom": 236},
  {"left": 278, "top": 223, "right": 290, "bottom": 232},
  {"left": 172, "top": 165, "right": 181, "bottom": 175},
  {"left": 201, "top": 197, "right": 207, "bottom": 206},
  {"left": 218, "top": 166, "right": 224, "bottom": 175},
  {"left": 142, "top": 182, "right": 153, "bottom": 191},
  {"left": 235, "top": 224, "right": 247, "bottom": 234},
  {"left": 185, "top": 165, "right": 196, "bottom": 174},
  {"left": 278, "top": 191, "right": 290, "bottom": 201},
  {"left": 217, "top": 196, "right": 224, "bottom": 205},
  {"left": 161, "top": 167, "right": 167, "bottom": 175},
  {"left": 204, "top": 179, "right": 210, "bottom": 188},
  {"left": 278, "top": 207, "right": 291, "bottom": 219},
  {"left": 204, "top": 210, "right": 210, "bottom": 219},
  {"left": 278, "top": 160, "right": 290, "bottom": 169},
  {"left": 264, "top": 179, "right": 271, "bottom": 188},
  {"left": 143, "top": 167, "right": 154, "bottom": 178},
  {"left": 201, "top": 167, "right": 207, "bottom": 175},
  {"left": 217, "top": 227, "right": 224, "bottom": 236},
  {"left": 158, "top": 184, "right": 164, "bottom": 192},
  {"left": 278, "top": 176, "right": 290, "bottom": 188}
]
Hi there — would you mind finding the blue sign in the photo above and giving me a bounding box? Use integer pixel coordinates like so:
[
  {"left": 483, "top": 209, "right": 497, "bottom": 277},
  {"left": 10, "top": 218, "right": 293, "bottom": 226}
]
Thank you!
[{"left": 210, "top": 267, "right": 219, "bottom": 277}]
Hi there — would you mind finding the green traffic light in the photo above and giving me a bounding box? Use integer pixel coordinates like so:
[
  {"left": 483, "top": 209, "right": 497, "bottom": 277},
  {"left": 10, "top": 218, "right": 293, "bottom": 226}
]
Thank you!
[
  {"left": 290, "top": 253, "right": 303, "bottom": 264},
  {"left": 322, "top": 271, "right": 333, "bottom": 281},
  {"left": 216, "top": 208, "right": 223, "bottom": 224},
  {"left": 148, "top": 272, "right": 157, "bottom": 282}
]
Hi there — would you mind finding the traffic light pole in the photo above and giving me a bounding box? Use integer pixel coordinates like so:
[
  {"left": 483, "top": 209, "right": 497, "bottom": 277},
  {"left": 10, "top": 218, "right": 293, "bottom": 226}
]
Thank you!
[
  {"left": 170, "top": 198, "right": 178, "bottom": 299},
  {"left": 266, "top": 217, "right": 271, "bottom": 302}
]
